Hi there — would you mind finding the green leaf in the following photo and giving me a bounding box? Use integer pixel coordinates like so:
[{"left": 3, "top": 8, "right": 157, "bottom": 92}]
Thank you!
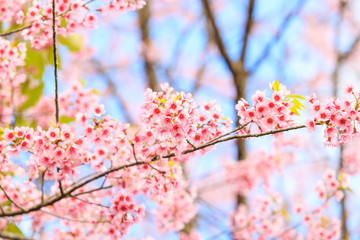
[
  {"left": 1, "top": 200, "right": 10, "bottom": 207},
  {"left": 91, "top": 89, "right": 101, "bottom": 95},
  {"left": 346, "top": 187, "right": 355, "bottom": 194},
  {"left": 0, "top": 171, "right": 14, "bottom": 177},
  {"left": 46, "top": 46, "right": 61, "bottom": 68},
  {"left": 173, "top": 94, "right": 181, "bottom": 102},
  {"left": 272, "top": 80, "right": 280, "bottom": 91},
  {"left": 25, "top": 46, "right": 45, "bottom": 80},
  {"left": 290, "top": 98, "right": 306, "bottom": 110},
  {"left": 290, "top": 106, "right": 300, "bottom": 116},
  {"left": 59, "top": 116, "right": 75, "bottom": 124},
  {"left": 79, "top": 79, "right": 86, "bottom": 87},
  {"left": 19, "top": 80, "right": 44, "bottom": 111},
  {"left": 155, "top": 98, "right": 166, "bottom": 104},
  {"left": 286, "top": 94, "right": 306, "bottom": 100},
  {"left": 279, "top": 208, "right": 291, "bottom": 221},
  {"left": 3, "top": 223, "right": 25, "bottom": 237},
  {"left": 59, "top": 34, "right": 83, "bottom": 52}
]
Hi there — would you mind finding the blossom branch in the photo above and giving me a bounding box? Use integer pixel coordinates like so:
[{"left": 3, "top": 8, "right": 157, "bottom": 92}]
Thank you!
[
  {"left": 0, "top": 122, "right": 324, "bottom": 218},
  {"left": 0, "top": 25, "right": 32, "bottom": 37},
  {"left": 0, "top": 185, "right": 25, "bottom": 212}
]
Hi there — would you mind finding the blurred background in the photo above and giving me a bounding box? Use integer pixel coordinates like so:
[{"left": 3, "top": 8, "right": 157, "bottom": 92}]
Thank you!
[{"left": 3, "top": 0, "right": 360, "bottom": 239}]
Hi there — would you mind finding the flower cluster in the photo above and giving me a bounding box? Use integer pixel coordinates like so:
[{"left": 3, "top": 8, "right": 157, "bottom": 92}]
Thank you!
[
  {"left": 306, "top": 88, "right": 360, "bottom": 146},
  {"left": 235, "top": 82, "right": 297, "bottom": 133},
  {"left": 109, "top": 192, "right": 145, "bottom": 236},
  {"left": 231, "top": 183, "right": 344, "bottom": 240},
  {"left": 314, "top": 169, "right": 349, "bottom": 201},
  {"left": 0, "top": 38, "right": 27, "bottom": 124},
  {"left": 0, "top": 0, "right": 26, "bottom": 22},
  {"left": 154, "top": 189, "right": 197, "bottom": 233},
  {"left": 5, "top": 0, "right": 146, "bottom": 49},
  {"left": 224, "top": 135, "right": 299, "bottom": 194},
  {"left": 139, "top": 83, "right": 231, "bottom": 161}
]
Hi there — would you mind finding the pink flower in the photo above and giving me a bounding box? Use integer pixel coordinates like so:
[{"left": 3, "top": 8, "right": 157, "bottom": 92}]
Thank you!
[
  {"left": 305, "top": 119, "right": 316, "bottom": 132},
  {"left": 47, "top": 127, "right": 60, "bottom": 142},
  {"left": 93, "top": 104, "right": 105, "bottom": 116}
]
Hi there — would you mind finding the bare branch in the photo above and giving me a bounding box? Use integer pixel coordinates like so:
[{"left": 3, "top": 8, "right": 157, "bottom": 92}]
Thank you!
[
  {"left": 239, "top": 0, "right": 256, "bottom": 65},
  {"left": 201, "top": 0, "right": 237, "bottom": 78},
  {"left": 71, "top": 196, "right": 109, "bottom": 208},
  {"left": 40, "top": 209, "right": 107, "bottom": 223},
  {"left": 137, "top": 2, "right": 159, "bottom": 91},
  {"left": 0, "top": 25, "right": 32, "bottom": 37},
  {"left": 249, "top": 0, "right": 307, "bottom": 74}
]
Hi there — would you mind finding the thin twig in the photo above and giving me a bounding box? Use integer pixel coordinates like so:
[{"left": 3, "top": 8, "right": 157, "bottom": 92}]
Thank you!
[
  {"left": 239, "top": 0, "right": 256, "bottom": 65},
  {"left": 205, "top": 121, "right": 252, "bottom": 145},
  {"left": 249, "top": 0, "right": 307, "bottom": 73},
  {"left": 147, "top": 163, "right": 166, "bottom": 175},
  {"left": 131, "top": 142, "right": 138, "bottom": 163},
  {"left": 41, "top": 169, "right": 47, "bottom": 203},
  {"left": 40, "top": 209, "right": 106, "bottom": 223},
  {"left": 71, "top": 185, "right": 113, "bottom": 197},
  {"left": 0, "top": 25, "right": 32, "bottom": 37},
  {"left": 71, "top": 196, "right": 109, "bottom": 208},
  {"left": 0, "top": 185, "right": 25, "bottom": 212},
  {"left": 52, "top": 0, "right": 59, "bottom": 123}
]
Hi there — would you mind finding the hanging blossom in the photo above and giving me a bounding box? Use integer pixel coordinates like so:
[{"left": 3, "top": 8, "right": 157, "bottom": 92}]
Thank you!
[
  {"left": 231, "top": 169, "right": 349, "bottom": 240},
  {"left": 6, "top": 0, "right": 146, "bottom": 49},
  {"left": 224, "top": 135, "right": 300, "bottom": 195},
  {"left": 0, "top": 38, "right": 27, "bottom": 124}
]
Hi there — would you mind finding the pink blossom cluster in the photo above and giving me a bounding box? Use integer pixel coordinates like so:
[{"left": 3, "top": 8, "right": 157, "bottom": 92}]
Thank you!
[
  {"left": 1, "top": 106, "right": 129, "bottom": 181},
  {"left": 139, "top": 83, "right": 231, "bottom": 160},
  {"left": 0, "top": 38, "right": 27, "bottom": 124},
  {"left": 154, "top": 189, "right": 197, "bottom": 232},
  {"left": 27, "top": 82, "right": 100, "bottom": 128},
  {"left": 235, "top": 82, "right": 297, "bottom": 133},
  {"left": 342, "top": 141, "right": 360, "bottom": 175},
  {"left": 231, "top": 183, "right": 344, "bottom": 240},
  {"left": 109, "top": 192, "right": 145, "bottom": 236},
  {"left": 0, "top": 85, "right": 219, "bottom": 237},
  {"left": 179, "top": 230, "right": 202, "bottom": 240},
  {"left": 306, "top": 86, "right": 360, "bottom": 146},
  {"left": 9, "top": 0, "right": 146, "bottom": 49},
  {"left": 314, "top": 169, "right": 349, "bottom": 202},
  {"left": 224, "top": 136, "right": 299, "bottom": 194},
  {"left": 0, "top": 0, "right": 26, "bottom": 22},
  {"left": 97, "top": 0, "right": 147, "bottom": 15}
]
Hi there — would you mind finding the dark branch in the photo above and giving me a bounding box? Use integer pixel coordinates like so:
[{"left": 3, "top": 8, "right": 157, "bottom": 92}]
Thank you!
[
  {"left": 52, "top": 0, "right": 59, "bottom": 123},
  {"left": 239, "top": 0, "right": 256, "bottom": 65},
  {"left": 0, "top": 25, "right": 32, "bottom": 37},
  {"left": 249, "top": 0, "right": 307, "bottom": 73}
]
